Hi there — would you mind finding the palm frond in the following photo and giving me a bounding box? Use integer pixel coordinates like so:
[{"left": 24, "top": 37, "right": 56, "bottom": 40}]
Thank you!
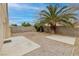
[
  {"left": 56, "top": 6, "right": 68, "bottom": 15},
  {"left": 37, "top": 4, "right": 77, "bottom": 28}
]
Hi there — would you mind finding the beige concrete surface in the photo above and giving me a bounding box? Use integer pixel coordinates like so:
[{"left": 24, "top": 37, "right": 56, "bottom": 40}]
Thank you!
[
  {"left": 12, "top": 32, "right": 74, "bottom": 56},
  {"left": 0, "top": 36, "right": 40, "bottom": 56},
  {"left": 46, "top": 35, "right": 76, "bottom": 45}
]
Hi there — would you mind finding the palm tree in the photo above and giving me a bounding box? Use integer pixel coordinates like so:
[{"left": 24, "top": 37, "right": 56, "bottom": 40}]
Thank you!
[{"left": 39, "top": 4, "right": 77, "bottom": 33}]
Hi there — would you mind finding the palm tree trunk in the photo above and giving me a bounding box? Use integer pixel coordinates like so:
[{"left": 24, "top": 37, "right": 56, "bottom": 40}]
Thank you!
[
  {"left": 53, "top": 25, "right": 56, "bottom": 34},
  {"left": 50, "top": 23, "right": 57, "bottom": 34},
  {"left": 50, "top": 23, "right": 53, "bottom": 31}
]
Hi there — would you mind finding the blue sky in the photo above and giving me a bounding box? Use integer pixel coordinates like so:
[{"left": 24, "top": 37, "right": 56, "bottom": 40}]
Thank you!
[{"left": 8, "top": 3, "right": 79, "bottom": 25}]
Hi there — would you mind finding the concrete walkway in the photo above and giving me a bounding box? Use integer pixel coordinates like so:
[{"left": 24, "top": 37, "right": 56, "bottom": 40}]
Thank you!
[
  {"left": 0, "top": 36, "right": 40, "bottom": 56},
  {"left": 46, "top": 35, "right": 76, "bottom": 45}
]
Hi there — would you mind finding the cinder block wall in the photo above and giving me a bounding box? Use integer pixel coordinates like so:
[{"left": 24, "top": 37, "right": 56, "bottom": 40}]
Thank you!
[{"left": 11, "top": 26, "right": 36, "bottom": 33}]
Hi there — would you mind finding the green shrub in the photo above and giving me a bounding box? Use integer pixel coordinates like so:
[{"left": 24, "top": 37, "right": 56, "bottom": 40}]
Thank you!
[
  {"left": 34, "top": 22, "right": 44, "bottom": 32},
  {"left": 11, "top": 24, "right": 17, "bottom": 26},
  {"left": 21, "top": 22, "right": 31, "bottom": 27}
]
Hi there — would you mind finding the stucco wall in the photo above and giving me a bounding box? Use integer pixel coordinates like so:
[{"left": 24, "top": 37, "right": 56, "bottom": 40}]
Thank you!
[
  {"left": 0, "top": 3, "right": 5, "bottom": 49},
  {"left": 2, "top": 4, "right": 11, "bottom": 39},
  {"left": 0, "top": 3, "right": 10, "bottom": 50},
  {"left": 0, "top": 4, "right": 4, "bottom": 49},
  {"left": 56, "top": 26, "right": 78, "bottom": 37}
]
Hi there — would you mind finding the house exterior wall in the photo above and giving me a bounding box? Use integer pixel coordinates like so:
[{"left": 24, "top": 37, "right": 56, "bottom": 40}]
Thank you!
[
  {"left": 2, "top": 4, "right": 11, "bottom": 39},
  {"left": 0, "top": 4, "right": 4, "bottom": 49},
  {"left": 0, "top": 3, "right": 11, "bottom": 50}
]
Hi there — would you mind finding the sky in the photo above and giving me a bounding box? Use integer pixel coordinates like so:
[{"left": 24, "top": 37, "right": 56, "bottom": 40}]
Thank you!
[{"left": 8, "top": 3, "right": 79, "bottom": 26}]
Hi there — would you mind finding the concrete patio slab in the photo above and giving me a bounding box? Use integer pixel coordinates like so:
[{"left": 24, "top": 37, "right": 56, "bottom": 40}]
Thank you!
[
  {"left": 46, "top": 35, "right": 76, "bottom": 45},
  {"left": 0, "top": 36, "right": 40, "bottom": 56}
]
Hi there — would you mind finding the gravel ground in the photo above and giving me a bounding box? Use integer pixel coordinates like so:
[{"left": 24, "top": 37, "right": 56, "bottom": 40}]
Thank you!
[{"left": 12, "top": 32, "right": 74, "bottom": 56}]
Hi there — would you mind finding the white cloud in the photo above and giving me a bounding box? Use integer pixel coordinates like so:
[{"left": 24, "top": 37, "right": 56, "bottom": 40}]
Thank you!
[
  {"left": 8, "top": 3, "right": 44, "bottom": 11},
  {"left": 8, "top": 3, "right": 20, "bottom": 8},
  {"left": 8, "top": 3, "right": 23, "bottom": 10}
]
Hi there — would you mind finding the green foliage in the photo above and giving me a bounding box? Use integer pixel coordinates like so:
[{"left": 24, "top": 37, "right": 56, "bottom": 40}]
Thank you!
[
  {"left": 39, "top": 4, "right": 78, "bottom": 33},
  {"left": 21, "top": 22, "right": 31, "bottom": 27},
  {"left": 34, "top": 21, "right": 44, "bottom": 32},
  {"left": 40, "top": 4, "right": 77, "bottom": 27},
  {"left": 34, "top": 22, "right": 41, "bottom": 32}
]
